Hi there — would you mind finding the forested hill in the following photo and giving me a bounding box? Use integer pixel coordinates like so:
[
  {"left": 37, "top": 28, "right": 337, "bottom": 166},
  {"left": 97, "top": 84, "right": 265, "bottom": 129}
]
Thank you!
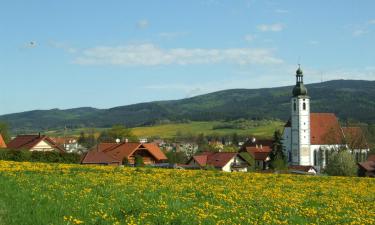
[{"left": 1, "top": 80, "right": 375, "bottom": 132}]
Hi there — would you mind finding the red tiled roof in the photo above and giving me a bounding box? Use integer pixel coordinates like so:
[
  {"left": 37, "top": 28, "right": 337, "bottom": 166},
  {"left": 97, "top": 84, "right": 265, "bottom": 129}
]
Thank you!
[
  {"left": 367, "top": 154, "right": 375, "bottom": 162},
  {"left": 192, "top": 152, "right": 238, "bottom": 168},
  {"left": 0, "top": 134, "right": 6, "bottom": 148},
  {"left": 81, "top": 151, "right": 120, "bottom": 164},
  {"left": 7, "top": 135, "right": 64, "bottom": 152},
  {"left": 50, "top": 137, "right": 77, "bottom": 145},
  {"left": 289, "top": 165, "right": 317, "bottom": 173},
  {"left": 246, "top": 146, "right": 271, "bottom": 161},
  {"left": 82, "top": 142, "right": 167, "bottom": 164},
  {"left": 358, "top": 161, "right": 375, "bottom": 172},
  {"left": 192, "top": 155, "right": 209, "bottom": 166},
  {"left": 143, "top": 143, "right": 168, "bottom": 161},
  {"left": 310, "top": 113, "right": 344, "bottom": 145}
]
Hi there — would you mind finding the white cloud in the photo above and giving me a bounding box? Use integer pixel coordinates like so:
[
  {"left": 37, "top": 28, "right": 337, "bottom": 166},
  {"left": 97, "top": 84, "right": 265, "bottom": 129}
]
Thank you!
[
  {"left": 158, "top": 32, "right": 188, "bottom": 40},
  {"left": 136, "top": 19, "right": 149, "bottom": 29},
  {"left": 49, "top": 41, "right": 77, "bottom": 53},
  {"left": 244, "top": 34, "right": 256, "bottom": 42},
  {"left": 73, "top": 43, "right": 283, "bottom": 66},
  {"left": 308, "top": 40, "right": 319, "bottom": 46},
  {"left": 257, "top": 23, "right": 285, "bottom": 32},
  {"left": 368, "top": 19, "right": 375, "bottom": 25},
  {"left": 275, "top": 9, "right": 289, "bottom": 14},
  {"left": 353, "top": 29, "right": 368, "bottom": 37}
]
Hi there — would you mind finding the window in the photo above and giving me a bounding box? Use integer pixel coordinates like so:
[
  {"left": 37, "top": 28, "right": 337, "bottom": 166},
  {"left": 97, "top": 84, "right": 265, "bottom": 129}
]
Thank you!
[
  {"left": 303, "top": 102, "right": 306, "bottom": 110},
  {"left": 294, "top": 102, "right": 296, "bottom": 111}
]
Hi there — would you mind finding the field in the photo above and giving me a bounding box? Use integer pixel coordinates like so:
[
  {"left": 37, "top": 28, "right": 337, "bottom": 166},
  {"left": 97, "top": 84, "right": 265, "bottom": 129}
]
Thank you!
[
  {"left": 132, "top": 121, "right": 284, "bottom": 139},
  {"left": 0, "top": 161, "right": 374, "bottom": 225},
  {"left": 45, "top": 120, "right": 284, "bottom": 139}
]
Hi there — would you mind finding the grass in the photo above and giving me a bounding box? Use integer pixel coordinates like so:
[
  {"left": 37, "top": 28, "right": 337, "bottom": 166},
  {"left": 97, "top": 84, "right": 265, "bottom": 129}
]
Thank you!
[
  {"left": 0, "top": 160, "right": 374, "bottom": 225},
  {"left": 45, "top": 120, "right": 284, "bottom": 139}
]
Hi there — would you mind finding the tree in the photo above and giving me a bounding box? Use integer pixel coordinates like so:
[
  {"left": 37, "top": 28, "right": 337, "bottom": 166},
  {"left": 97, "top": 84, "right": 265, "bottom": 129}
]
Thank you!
[
  {"left": 165, "top": 150, "right": 188, "bottom": 164},
  {"left": 231, "top": 133, "right": 239, "bottom": 146},
  {"left": 271, "top": 153, "right": 287, "bottom": 170},
  {"left": 325, "top": 150, "right": 357, "bottom": 176},
  {"left": 0, "top": 122, "right": 10, "bottom": 143},
  {"left": 270, "top": 130, "right": 285, "bottom": 169},
  {"left": 107, "top": 125, "right": 136, "bottom": 142},
  {"left": 77, "top": 131, "right": 87, "bottom": 145}
]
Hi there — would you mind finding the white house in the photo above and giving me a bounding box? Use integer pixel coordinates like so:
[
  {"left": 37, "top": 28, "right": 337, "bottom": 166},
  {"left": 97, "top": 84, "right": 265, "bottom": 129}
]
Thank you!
[{"left": 188, "top": 152, "right": 249, "bottom": 172}]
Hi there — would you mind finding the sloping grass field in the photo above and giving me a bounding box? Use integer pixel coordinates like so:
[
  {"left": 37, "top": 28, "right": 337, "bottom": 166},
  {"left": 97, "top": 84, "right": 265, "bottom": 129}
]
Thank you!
[
  {"left": 133, "top": 121, "right": 284, "bottom": 139},
  {"left": 45, "top": 120, "right": 284, "bottom": 139},
  {"left": 0, "top": 160, "right": 374, "bottom": 225}
]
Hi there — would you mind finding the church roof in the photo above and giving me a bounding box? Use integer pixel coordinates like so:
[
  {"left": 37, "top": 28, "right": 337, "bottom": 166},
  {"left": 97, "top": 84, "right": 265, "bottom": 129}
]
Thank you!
[
  {"left": 285, "top": 113, "right": 345, "bottom": 145},
  {"left": 310, "top": 113, "right": 344, "bottom": 145}
]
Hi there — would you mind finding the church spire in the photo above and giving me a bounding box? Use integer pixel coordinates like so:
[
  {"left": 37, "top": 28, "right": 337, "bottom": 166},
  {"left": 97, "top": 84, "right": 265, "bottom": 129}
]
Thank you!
[{"left": 292, "top": 65, "right": 308, "bottom": 97}]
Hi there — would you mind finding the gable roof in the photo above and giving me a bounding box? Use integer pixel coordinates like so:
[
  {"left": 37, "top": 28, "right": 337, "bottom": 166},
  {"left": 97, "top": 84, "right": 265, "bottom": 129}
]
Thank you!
[
  {"left": 7, "top": 135, "right": 64, "bottom": 152},
  {"left": 245, "top": 146, "right": 271, "bottom": 161},
  {"left": 367, "top": 154, "right": 375, "bottom": 162},
  {"left": 81, "top": 151, "right": 120, "bottom": 164},
  {"left": 358, "top": 161, "right": 375, "bottom": 172},
  {"left": 191, "top": 152, "right": 240, "bottom": 168},
  {"left": 0, "top": 134, "right": 6, "bottom": 148},
  {"left": 82, "top": 142, "right": 167, "bottom": 164},
  {"left": 310, "top": 113, "right": 344, "bottom": 145},
  {"left": 289, "top": 165, "right": 317, "bottom": 173}
]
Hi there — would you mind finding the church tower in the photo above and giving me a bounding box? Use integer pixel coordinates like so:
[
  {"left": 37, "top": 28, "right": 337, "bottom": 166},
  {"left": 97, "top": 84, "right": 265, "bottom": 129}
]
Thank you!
[{"left": 290, "top": 66, "right": 311, "bottom": 165}]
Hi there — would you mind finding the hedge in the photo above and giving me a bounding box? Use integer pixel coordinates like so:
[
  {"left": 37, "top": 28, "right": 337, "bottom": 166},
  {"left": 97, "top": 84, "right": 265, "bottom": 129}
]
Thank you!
[{"left": 0, "top": 149, "right": 81, "bottom": 164}]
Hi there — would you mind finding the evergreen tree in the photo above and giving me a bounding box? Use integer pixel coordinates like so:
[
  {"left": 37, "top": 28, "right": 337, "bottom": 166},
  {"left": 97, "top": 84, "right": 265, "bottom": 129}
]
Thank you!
[
  {"left": 270, "top": 130, "right": 286, "bottom": 169},
  {"left": 231, "top": 133, "right": 239, "bottom": 146}
]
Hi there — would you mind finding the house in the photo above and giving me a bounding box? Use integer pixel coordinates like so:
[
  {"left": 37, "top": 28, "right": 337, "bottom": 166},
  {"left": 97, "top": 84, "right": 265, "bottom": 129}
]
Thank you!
[
  {"left": 282, "top": 66, "right": 370, "bottom": 168},
  {"left": 187, "top": 152, "right": 249, "bottom": 172},
  {"left": 240, "top": 138, "right": 272, "bottom": 170},
  {"left": 7, "top": 134, "right": 64, "bottom": 152},
  {"left": 0, "top": 133, "right": 6, "bottom": 148},
  {"left": 50, "top": 137, "right": 86, "bottom": 153},
  {"left": 358, "top": 155, "right": 375, "bottom": 177},
  {"left": 288, "top": 165, "right": 318, "bottom": 175},
  {"left": 81, "top": 142, "right": 167, "bottom": 166}
]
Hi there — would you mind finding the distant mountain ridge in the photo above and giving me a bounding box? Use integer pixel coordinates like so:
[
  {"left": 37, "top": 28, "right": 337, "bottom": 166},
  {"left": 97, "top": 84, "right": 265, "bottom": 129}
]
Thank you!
[{"left": 1, "top": 80, "right": 375, "bottom": 132}]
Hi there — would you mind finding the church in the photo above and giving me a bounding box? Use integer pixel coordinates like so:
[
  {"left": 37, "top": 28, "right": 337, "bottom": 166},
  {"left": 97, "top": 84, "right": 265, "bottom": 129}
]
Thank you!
[{"left": 282, "top": 66, "right": 369, "bottom": 169}]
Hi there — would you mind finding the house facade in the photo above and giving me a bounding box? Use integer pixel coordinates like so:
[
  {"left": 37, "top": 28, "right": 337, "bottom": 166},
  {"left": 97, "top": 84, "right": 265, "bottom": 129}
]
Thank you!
[{"left": 282, "top": 66, "right": 370, "bottom": 168}]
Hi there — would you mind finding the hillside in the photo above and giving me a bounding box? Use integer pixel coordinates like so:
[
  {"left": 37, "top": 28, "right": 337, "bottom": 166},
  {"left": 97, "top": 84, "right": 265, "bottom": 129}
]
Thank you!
[{"left": 1, "top": 80, "right": 375, "bottom": 132}]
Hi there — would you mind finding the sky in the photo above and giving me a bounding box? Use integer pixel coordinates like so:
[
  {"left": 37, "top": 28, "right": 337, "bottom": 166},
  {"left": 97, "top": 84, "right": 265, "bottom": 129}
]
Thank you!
[{"left": 1, "top": 0, "right": 375, "bottom": 115}]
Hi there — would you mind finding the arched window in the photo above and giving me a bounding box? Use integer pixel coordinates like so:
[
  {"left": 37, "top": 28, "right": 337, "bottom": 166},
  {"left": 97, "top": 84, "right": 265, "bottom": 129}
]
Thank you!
[
  {"left": 303, "top": 102, "right": 306, "bottom": 110},
  {"left": 293, "top": 102, "right": 296, "bottom": 111}
]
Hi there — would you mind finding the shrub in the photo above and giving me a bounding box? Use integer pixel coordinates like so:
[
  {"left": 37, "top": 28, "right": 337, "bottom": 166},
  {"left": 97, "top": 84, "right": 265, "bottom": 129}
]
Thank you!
[
  {"left": 0, "top": 149, "right": 81, "bottom": 164},
  {"left": 325, "top": 150, "right": 357, "bottom": 176},
  {"left": 135, "top": 155, "right": 144, "bottom": 167}
]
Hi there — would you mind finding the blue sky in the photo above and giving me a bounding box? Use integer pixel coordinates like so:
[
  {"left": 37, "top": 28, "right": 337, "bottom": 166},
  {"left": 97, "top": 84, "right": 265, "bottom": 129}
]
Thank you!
[{"left": 1, "top": 0, "right": 375, "bottom": 115}]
